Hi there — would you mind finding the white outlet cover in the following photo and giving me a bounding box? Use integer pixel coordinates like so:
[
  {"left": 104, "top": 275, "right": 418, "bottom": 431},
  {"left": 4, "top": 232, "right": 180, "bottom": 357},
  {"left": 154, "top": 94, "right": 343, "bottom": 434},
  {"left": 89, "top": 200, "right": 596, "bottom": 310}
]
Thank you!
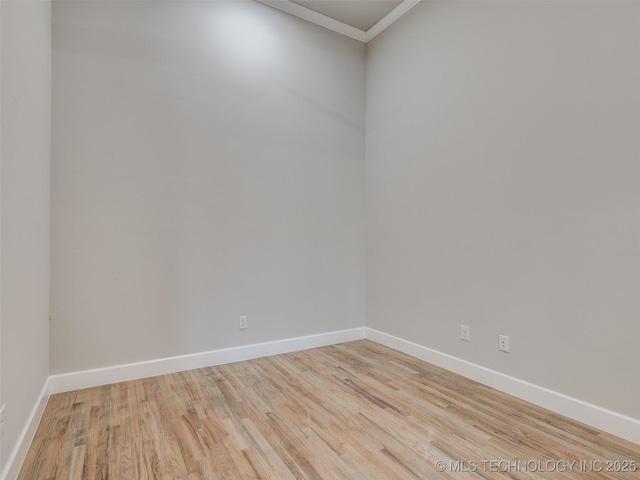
[
  {"left": 499, "top": 335, "right": 510, "bottom": 353},
  {"left": 460, "top": 325, "right": 470, "bottom": 341},
  {"left": 0, "top": 404, "right": 6, "bottom": 438}
]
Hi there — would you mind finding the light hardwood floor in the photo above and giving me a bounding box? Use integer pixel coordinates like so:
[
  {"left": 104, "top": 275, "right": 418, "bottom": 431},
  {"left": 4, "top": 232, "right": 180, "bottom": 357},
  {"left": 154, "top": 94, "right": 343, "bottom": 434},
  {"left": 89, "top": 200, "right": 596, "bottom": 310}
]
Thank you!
[{"left": 18, "top": 340, "right": 640, "bottom": 479}]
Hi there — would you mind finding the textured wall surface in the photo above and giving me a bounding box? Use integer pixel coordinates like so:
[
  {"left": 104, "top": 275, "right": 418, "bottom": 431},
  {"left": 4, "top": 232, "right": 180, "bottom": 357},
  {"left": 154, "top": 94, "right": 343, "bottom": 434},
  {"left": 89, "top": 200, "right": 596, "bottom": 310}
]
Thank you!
[
  {"left": 366, "top": 1, "right": 640, "bottom": 418},
  {"left": 1, "top": 0, "right": 51, "bottom": 469},
  {"left": 51, "top": 1, "right": 366, "bottom": 373}
]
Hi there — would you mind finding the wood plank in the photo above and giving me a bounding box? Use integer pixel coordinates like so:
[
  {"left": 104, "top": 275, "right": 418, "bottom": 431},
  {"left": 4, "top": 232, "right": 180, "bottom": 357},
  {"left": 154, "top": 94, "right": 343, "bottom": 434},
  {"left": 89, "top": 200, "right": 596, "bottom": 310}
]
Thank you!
[{"left": 17, "top": 340, "right": 640, "bottom": 479}]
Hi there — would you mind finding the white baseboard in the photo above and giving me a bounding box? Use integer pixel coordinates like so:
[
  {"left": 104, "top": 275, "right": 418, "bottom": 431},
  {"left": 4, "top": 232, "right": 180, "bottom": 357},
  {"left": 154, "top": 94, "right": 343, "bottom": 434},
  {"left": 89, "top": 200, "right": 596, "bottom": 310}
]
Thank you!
[
  {"left": 0, "top": 380, "right": 50, "bottom": 480},
  {"left": 365, "top": 328, "right": 640, "bottom": 446},
  {"left": 7, "top": 325, "right": 637, "bottom": 480},
  {"left": 49, "top": 328, "right": 366, "bottom": 395}
]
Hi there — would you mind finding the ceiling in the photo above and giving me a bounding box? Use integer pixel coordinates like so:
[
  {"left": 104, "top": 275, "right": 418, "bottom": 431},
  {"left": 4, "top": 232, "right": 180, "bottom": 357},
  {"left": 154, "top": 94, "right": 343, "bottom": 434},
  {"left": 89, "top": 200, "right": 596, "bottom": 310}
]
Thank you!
[
  {"left": 256, "top": 0, "right": 419, "bottom": 43},
  {"left": 290, "top": 0, "right": 403, "bottom": 32}
]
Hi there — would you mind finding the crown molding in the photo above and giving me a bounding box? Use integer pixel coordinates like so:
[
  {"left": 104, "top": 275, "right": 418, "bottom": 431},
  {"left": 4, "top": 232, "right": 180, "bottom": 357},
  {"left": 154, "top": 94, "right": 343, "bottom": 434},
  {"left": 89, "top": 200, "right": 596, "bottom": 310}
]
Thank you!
[
  {"left": 256, "top": 0, "right": 367, "bottom": 42},
  {"left": 366, "top": 0, "right": 420, "bottom": 42},
  {"left": 255, "top": 0, "right": 420, "bottom": 44}
]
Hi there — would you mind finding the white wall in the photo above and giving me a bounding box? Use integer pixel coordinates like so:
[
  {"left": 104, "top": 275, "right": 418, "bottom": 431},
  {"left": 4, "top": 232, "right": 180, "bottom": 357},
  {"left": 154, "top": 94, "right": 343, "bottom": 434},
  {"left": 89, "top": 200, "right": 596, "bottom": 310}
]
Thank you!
[
  {"left": 51, "top": 0, "right": 366, "bottom": 373},
  {"left": 366, "top": 1, "right": 640, "bottom": 419},
  {"left": 0, "top": 0, "right": 51, "bottom": 471}
]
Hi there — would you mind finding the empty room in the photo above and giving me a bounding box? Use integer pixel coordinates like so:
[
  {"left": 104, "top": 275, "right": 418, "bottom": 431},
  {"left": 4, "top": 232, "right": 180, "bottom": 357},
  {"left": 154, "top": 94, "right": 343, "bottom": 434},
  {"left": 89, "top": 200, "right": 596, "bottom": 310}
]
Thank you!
[{"left": 1, "top": 0, "right": 639, "bottom": 478}]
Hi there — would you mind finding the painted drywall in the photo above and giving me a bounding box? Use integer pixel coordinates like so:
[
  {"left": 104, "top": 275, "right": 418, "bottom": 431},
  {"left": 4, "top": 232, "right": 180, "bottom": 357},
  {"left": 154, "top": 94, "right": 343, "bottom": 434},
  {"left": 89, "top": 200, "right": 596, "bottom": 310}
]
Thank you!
[
  {"left": 366, "top": 1, "right": 640, "bottom": 419},
  {"left": 51, "top": 0, "right": 365, "bottom": 373},
  {"left": 0, "top": 0, "right": 51, "bottom": 470},
  {"left": 0, "top": 0, "right": 2, "bottom": 462}
]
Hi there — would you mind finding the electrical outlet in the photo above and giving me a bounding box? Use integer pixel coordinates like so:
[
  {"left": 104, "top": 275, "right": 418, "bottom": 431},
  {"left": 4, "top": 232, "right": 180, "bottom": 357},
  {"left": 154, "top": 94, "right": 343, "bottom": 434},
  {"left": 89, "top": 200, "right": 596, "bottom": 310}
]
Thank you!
[
  {"left": 460, "top": 325, "right": 470, "bottom": 342},
  {"left": 239, "top": 315, "right": 248, "bottom": 330},
  {"left": 499, "top": 335, "right": 510, "bottom": 353},
  {"left": 1, "top": 404, "right": 6, "bottom": 438}
]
